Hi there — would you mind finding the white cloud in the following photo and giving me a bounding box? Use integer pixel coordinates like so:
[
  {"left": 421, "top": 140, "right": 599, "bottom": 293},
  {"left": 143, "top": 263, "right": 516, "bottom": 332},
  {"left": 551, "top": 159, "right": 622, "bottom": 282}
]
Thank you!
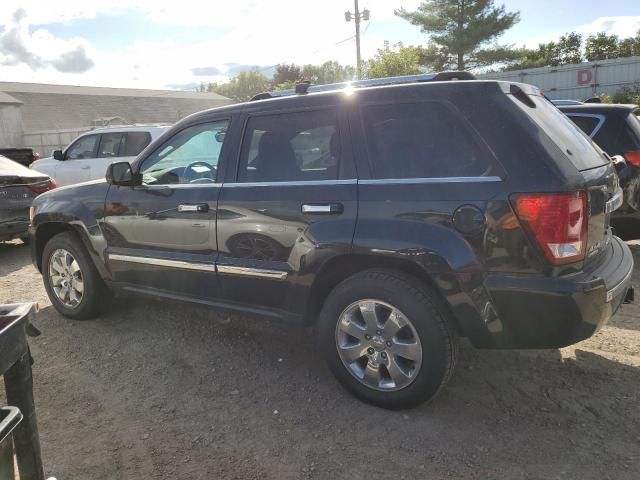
[
  {"left": 4, "top": 2, "right": 635, "bottom": 90},
  {"left": 0, "top": 0, "right": 424, "bottom": 88},
  {"left": 519, "top": 15, "right": 640, "bottom": 49}
]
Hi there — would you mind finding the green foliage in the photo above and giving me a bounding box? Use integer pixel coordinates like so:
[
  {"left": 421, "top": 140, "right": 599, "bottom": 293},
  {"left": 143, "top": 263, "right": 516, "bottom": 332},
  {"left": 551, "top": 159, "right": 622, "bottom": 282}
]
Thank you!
[
  {"left": 594, "top": 93, "right": 613, "bottom": 104},
  {"left": 506, "top": 32, "right": 583, "bottom": 70},
  {"left": 395, "top": 0, "right": 520, "bottom": 70},
  {"left": 611, "top": 84, "right": 640, "bottom": 105},
  {"left": 585, "top": 32, "right": 620, "bottom": 61},
  {"left": 301, "top": 61, "right": 355, "bottom": 84},
  {"left": 197, "top": 60, "right": 356, "bottom": 102},
  {"left": 504, "top": 30, "right": 640, "bottom": 72},
  {"left": 272, "top": 64, "right": 302, "bottom": 85},
  {"left": 557, "top": 32, "right": 583, "bottom": 64},
  {"left": 617, "top": 34, "right": 640, "bottom": 57},
  {"left": 271, "top": 80, "right": 297, "bottom": 91},
  {"left": 364, "top": 41, "right": 424, "bottom": 79},
  {"left": 206, "top": 70, "right": 270, "bottom": 102}
]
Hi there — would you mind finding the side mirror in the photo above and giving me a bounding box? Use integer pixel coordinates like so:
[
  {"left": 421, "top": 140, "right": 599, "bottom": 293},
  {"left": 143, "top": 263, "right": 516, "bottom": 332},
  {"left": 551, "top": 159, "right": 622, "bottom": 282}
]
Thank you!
[
  {"left": 106, "top": 162, "right": 141, "bottom": 186},
  {"left": 53, "top": 150, "right": 64, "bottom": 161}
]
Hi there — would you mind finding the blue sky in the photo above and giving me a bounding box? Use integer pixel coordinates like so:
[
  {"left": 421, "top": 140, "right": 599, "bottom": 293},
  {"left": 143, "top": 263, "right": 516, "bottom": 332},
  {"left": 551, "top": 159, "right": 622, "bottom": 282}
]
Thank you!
[{"left": 0, "top": 1, "right": 639, "bottom": 89}]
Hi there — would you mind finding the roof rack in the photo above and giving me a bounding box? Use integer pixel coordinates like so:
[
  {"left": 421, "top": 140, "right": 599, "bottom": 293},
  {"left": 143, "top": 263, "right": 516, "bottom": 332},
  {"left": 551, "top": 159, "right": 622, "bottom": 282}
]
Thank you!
[{"left": 250, "top": 71, "right": 476, "bottom": 101}]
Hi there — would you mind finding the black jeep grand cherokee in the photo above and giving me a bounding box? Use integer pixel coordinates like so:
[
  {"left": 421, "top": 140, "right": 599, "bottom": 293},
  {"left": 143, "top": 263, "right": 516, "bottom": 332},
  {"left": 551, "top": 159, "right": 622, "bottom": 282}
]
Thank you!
[{"left": 30, "top": 74, "right": 634, "bottom": 409}]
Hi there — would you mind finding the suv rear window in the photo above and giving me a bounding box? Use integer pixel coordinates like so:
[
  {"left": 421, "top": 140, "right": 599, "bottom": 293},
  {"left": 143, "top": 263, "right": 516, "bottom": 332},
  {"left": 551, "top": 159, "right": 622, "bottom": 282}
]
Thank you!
[
  {"left": 525, "top": 97, "right": 607, "bottom": 170},
  {"left": 361, "top": 101, "right": 498, "bottom": 179},
  {"left": 566, "top": 114, "right": 601, "bottom": 137}
]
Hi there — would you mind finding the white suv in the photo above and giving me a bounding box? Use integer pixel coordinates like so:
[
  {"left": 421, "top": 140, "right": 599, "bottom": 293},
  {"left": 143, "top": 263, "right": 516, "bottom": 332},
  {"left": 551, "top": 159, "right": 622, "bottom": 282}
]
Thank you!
[{"left": 33, "top": 125, "right": 170, "bottom": 186}]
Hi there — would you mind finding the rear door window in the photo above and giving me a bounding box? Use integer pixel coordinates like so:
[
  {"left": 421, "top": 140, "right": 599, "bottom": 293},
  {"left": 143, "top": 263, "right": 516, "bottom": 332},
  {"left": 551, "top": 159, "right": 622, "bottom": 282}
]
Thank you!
[
  {"left": 122, "top": 132, "right": 152, "bottom": 157},
  {"left": 587, "top": 112, "right": 640, "bottom": 156},
  {"left": 525, "top": 97, "right": 606, "bottom": 170},
  {"left": 98, "top": 133, "right": 124, "bottom": 158},
  {"left": 361, "top": 101, "right": 499, "bottom": 179},
  {"left": 237, "top": 109, "right": 340, "bottom": 183}
]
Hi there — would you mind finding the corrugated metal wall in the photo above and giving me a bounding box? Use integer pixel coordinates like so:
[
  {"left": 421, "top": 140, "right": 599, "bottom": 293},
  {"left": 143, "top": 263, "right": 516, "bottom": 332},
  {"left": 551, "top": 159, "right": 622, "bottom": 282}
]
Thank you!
[
  {"left": 479, "top": 56, "right": 640, "bottom": 100},
  {"left": 0, "top": 105, "right": 25, "bottom": 147},
  {"left": 23, "top": 127, "right": 91, "bottom": 156}
]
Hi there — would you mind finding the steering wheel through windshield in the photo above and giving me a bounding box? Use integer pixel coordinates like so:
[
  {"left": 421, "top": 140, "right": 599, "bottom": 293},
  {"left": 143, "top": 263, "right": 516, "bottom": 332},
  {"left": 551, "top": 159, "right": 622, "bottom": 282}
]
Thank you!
[{"left": 184, "top": 161, "right": 215, "bottom": 183}]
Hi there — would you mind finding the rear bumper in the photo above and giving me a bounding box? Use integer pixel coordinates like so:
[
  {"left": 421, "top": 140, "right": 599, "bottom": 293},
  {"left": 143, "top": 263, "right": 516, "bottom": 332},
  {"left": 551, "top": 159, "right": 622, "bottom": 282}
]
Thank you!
[
  {"left": 482, "top": 235, "right": 633, "bottom": 349},
  {"left": 0, "top": 220, "right": 29, "bottom": 241}
]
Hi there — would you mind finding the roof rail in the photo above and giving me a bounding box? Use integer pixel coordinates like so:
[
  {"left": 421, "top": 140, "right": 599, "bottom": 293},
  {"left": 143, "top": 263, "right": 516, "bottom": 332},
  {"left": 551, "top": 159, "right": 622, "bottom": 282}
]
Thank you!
[{"left": 250, "top": 71, "right": 476, "bottom": 101}]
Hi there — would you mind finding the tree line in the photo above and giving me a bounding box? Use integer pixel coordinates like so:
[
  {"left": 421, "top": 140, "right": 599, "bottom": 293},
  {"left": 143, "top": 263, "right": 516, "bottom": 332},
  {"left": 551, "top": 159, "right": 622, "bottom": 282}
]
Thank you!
[{"left": 196, "top": 0, "right": 640, "bottom": 102}]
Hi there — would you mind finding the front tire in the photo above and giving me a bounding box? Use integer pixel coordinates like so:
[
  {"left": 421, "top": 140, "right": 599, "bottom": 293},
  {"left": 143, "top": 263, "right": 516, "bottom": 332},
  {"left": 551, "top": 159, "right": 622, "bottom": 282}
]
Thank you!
[
  {"left": 317, "top": 270, "right": 458, "bottom": 409},
  {"left": 42, "top": 231, "right": 109, "bottom": 320}
]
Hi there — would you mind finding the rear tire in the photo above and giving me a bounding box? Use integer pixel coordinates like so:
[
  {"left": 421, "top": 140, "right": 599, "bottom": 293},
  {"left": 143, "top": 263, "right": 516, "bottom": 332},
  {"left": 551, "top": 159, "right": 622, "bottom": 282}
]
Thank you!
[
  {"left": 317, "top": 269, "right": 458, "bottom": 409},
  {"left": 42, "top": 231, "right": 109, "bottom": 320}
]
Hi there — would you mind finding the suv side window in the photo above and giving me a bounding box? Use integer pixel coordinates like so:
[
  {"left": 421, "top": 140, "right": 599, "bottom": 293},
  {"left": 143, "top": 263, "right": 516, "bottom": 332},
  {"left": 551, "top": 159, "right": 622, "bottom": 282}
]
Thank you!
[
  {"left": 122, "top": 132, "right": 152, "bottom": 156},
  {"left": 98, "top": 133, "right": 124, "bottom": 158},
  {"left": 566, "top": 114, "right": 602, "bottom": 137},
  {"left": 237, "top": 109, "right": 340, "bottom": 183},
  {"left": 140, "top": 121, "right": 228, "bottom": 185},
  {"left": 361, "top": 101, "right": 497, "bottom": 179},
  {"left": 66, "top": 134, "right": 99, "bottom": 160}
]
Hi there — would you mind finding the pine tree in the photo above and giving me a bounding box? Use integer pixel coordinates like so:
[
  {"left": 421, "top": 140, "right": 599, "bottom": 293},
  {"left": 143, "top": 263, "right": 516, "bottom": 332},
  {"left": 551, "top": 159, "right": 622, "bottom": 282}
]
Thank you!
[{"left": 395, "top": 0, "right": 520, "bottom": 70}]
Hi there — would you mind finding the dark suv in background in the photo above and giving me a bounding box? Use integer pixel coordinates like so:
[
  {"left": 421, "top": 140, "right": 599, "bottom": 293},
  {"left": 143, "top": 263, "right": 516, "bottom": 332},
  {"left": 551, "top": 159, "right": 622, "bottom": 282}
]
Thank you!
[
  {"left": 559, "top": 102, "right": 640, "bottom": 237},
  {"left": 29, "top": 74, "right": 633, "bottom": 409}
]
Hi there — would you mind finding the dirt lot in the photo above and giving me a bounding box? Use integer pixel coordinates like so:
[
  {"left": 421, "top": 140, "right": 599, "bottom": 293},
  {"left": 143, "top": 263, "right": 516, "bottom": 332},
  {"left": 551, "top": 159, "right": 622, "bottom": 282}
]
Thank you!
[{"left": 1, "top": 240, "right": 639, "bottom": 480}]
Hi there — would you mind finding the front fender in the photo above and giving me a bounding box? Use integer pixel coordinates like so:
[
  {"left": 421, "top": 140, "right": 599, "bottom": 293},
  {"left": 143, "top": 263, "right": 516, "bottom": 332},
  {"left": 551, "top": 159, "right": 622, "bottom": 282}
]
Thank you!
[{"left": 31, "top": 182, "right": 111, "bottom": 280}]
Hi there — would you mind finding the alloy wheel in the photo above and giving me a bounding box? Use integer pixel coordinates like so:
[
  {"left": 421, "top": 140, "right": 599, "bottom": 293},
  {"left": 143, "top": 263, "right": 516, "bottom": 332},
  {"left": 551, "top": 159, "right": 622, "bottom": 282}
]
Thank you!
[
  {"left": 335, "top": 299, "right": 423, "bottom": 391},
  {"left": 48, "top": 248, "right": 84, "bottom": 308}
]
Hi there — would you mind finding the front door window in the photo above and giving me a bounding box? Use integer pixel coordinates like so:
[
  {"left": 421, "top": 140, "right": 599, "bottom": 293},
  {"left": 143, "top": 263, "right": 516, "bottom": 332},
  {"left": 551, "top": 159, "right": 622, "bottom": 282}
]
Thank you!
[{"left": 141, "top": 121, "right": 229, "bottom": 185}]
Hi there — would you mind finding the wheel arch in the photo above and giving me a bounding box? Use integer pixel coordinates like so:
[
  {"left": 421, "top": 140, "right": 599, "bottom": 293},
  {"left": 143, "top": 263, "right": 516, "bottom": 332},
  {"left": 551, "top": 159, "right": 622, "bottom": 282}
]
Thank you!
[
  {"left": 304, "top": 253, "right": 496, "bottom": 347},
  {"left": 33, "top": 217, "right": 110, "bottom": 281}
]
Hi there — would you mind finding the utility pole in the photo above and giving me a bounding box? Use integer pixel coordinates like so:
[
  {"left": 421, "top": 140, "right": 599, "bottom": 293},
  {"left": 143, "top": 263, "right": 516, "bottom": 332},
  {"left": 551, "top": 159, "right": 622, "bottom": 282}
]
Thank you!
[{"left": 345, "top": 1, "right": 370, "bottom": 80}]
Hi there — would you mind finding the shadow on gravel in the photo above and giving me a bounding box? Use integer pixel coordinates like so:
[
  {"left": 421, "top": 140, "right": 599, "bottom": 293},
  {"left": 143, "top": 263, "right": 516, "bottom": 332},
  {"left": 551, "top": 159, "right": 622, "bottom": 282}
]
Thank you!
[
  {"left": 29, "top": 297, "right": 640, "bottom": 479},
  {"left": 0, "top": 240, "right": 31, "bottom": 276}
]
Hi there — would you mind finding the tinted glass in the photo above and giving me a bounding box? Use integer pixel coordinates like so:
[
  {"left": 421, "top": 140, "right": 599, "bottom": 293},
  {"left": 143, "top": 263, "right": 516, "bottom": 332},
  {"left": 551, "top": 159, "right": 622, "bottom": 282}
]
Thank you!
[
  {"left": 122, "top": 132, "right": 152, "bottom": 156},
  {"left": 526, "top": 97, "right": 606, "bottom": 170},
  {"left": 361, "top": 101, "right": 496, "bottom": 179},
  {"left": 623, "top": 112, "right": 640, "bottom": 151},
  {"left": 141, "top": 121, "right": 228, "bottom": 185},
  {"left": 567, "top": 115, "right": 600, "bottom": 137},
  {"left": 237, "top": 109, "right": 340, "bottom": 182},
  {"left": 66, "top": 135, "right": 98, "bottom": 160},
  {"left": 98, "top": 133, "right": 124, "bottom": 158}
]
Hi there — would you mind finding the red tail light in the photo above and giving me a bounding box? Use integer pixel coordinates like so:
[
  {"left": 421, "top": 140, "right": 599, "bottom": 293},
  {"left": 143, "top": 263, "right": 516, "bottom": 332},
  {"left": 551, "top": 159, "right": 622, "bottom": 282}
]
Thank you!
[
  {"left": 624, "top": 151, "right": 640, "bottom": 168},
  {"left": 33, "top": 152, "right": 41, "bottom": 162},
  {"left": 28, "top": 179, "right": 57, "bottom": 195},
  {"left": 511, "top": 192, "right": 588, "bottom": 265}
]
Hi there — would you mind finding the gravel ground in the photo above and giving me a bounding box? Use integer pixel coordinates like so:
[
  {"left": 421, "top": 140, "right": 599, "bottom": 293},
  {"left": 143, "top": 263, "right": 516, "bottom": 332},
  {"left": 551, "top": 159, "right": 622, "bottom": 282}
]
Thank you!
[{"left": 1, "top": 239, "right": 639, "bottom": 480}]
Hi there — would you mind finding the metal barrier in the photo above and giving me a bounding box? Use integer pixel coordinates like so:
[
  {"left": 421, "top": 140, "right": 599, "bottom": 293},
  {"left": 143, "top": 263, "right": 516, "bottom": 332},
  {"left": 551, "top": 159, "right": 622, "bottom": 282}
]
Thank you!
[{"left": 0, "top": 303, "right": 44, "bottom": 480}]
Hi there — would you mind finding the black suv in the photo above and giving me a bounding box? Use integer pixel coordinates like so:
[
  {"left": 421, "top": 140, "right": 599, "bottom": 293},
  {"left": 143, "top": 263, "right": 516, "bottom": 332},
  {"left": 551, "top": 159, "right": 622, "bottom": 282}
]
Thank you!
[
  {"left": 30, "top": 74, "right": 634, "bottom": 409},
  {"left": 559, "top": 103, "right": 640, "bottom": 236}
]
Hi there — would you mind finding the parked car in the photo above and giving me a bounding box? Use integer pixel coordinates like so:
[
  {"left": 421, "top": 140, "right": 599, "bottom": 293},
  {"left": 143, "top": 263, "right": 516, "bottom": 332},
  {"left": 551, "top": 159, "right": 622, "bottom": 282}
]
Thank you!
[
  {"left": 0, "top": 148, "right": 37, "bottom": 167},
  {"left": 33, "top": 125, "right": 170, "bottom": 186},
  {"left": 559, "top": 103, "right": 640, "bottom": 236},
  {"left": 29, "top": 74, "right": 634, "bottom": 409},
  {"left": 0, "top": 155, "right": 56, "bottom": 243}
]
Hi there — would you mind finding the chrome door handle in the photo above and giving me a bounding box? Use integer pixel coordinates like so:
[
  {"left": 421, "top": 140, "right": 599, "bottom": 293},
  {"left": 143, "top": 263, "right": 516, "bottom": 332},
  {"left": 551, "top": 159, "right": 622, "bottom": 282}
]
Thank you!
[
  {"left": 302, "top": 203, "right": 344, "bottom": 214},
  {"left": 178, "top": 203, "right": 209, "bottom": 213},
  {"left": 80, "top": 165, "right": 90, "bottom": 170}
]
